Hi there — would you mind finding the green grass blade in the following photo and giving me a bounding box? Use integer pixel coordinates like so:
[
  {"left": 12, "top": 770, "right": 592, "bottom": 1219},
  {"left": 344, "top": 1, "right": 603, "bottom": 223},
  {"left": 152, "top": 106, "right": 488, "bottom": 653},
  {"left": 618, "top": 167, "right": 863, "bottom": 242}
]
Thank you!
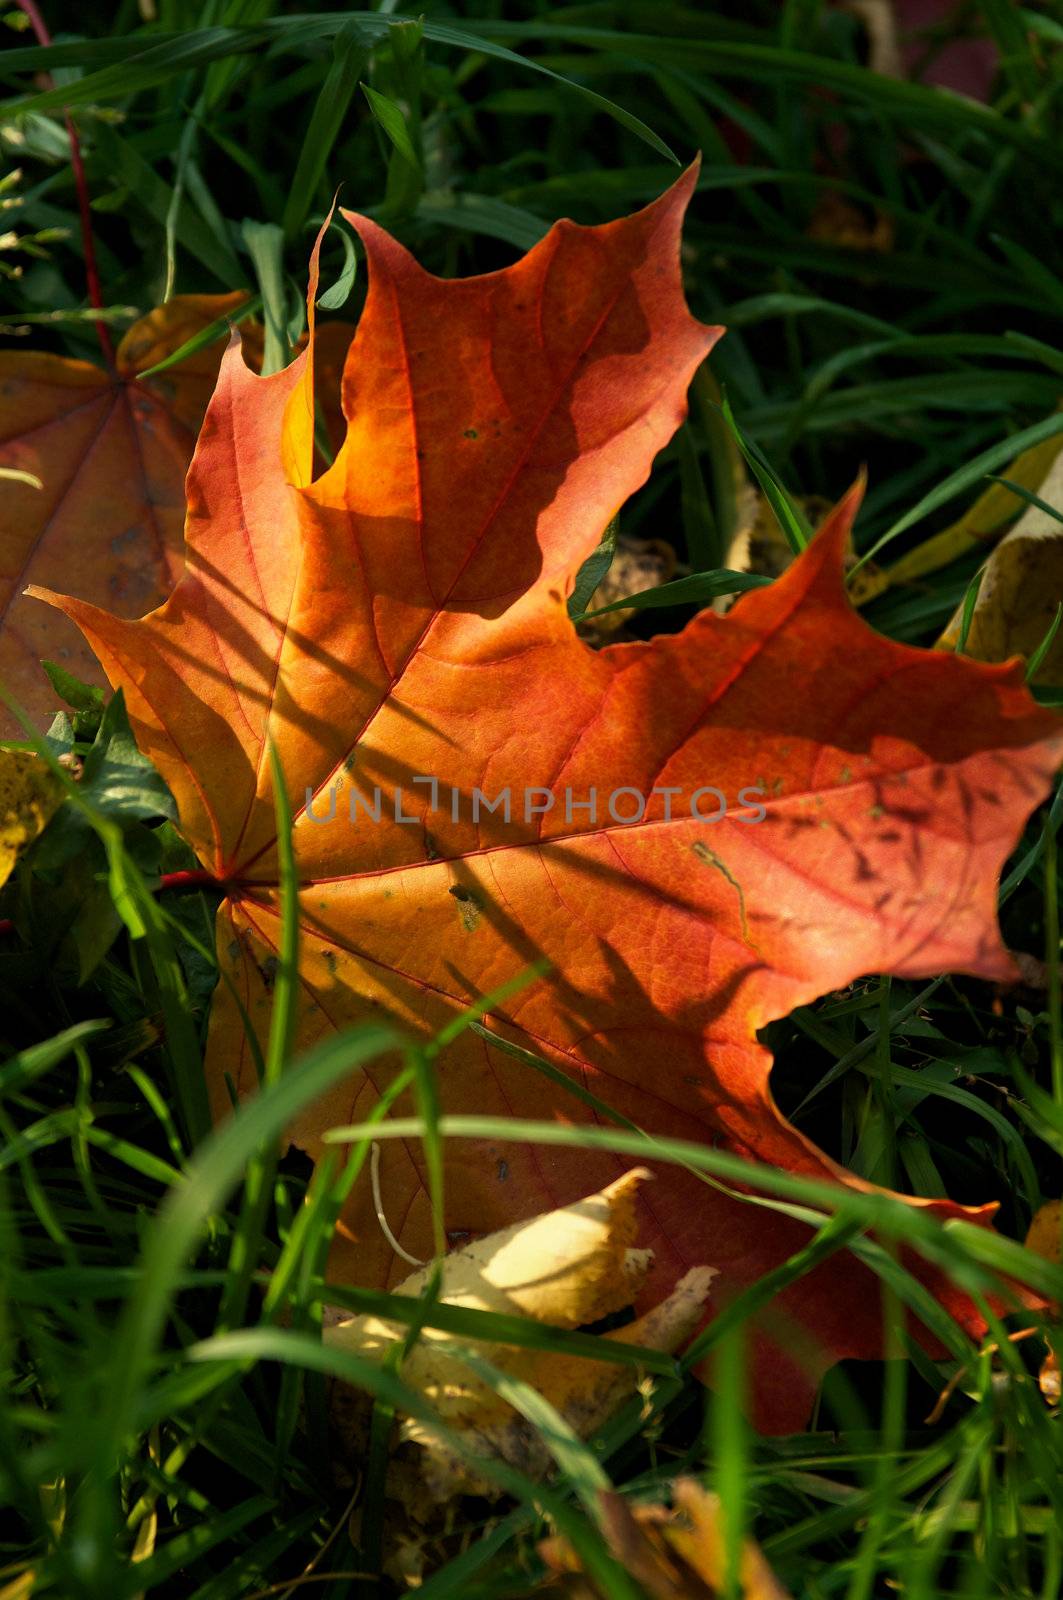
[
  {"left": 282, "top": 21, "right": 367, "bottom": 241},
  {"left": 574, "top": 568, "right": 770, "bottom": 623},
  {"left": 854, "top": 412, "right": 1063, "bottom": 570},
  {"left": 134, "top": 294, "right": 261, "bottom": 379},
  {"left": 241, "top": 219, "right": 289, "bottom": 373}
]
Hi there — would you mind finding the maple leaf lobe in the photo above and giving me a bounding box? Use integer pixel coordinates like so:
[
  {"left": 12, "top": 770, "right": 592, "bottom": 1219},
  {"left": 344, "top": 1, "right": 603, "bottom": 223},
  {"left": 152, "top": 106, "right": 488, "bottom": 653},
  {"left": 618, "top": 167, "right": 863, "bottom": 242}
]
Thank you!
[{"left": 1, "top": 292, "right": 255, "bottom": 735}]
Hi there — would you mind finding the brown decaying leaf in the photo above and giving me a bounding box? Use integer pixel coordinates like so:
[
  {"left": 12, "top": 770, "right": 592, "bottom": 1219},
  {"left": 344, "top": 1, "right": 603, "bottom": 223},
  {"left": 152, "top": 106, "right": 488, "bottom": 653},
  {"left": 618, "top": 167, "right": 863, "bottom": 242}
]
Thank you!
[
  {"left": 893, "top": 0, "right": 998, "bottom": 102},
  {"left": 924, "top": 1204, "right": 1063, "bottom": 1424},
  {"left": 805, "top": 191, "right": 895, "bottom": 255},
  {"left": 712, "top": 493, "right": 834, "bottom": 617},
  {"left": 0, "top": 293, "right": 259, "bottom": 735},
  {"left": 539, "top": 1479, "right": 791, "bottom": 1600},
  {"left": 1039, "top": 1346, "right": 1061, "bottom": 1406}
]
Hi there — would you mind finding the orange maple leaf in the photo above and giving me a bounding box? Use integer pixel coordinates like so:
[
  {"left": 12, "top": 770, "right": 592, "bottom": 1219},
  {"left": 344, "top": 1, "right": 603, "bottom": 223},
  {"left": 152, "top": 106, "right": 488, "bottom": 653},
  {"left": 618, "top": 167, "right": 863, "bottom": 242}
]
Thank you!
[
  {"left": 33, "top": 169, "right": 1063, "bottom": 1432},
  {"left": 0, "top": 293, "right": 259, "bottom": 734}
]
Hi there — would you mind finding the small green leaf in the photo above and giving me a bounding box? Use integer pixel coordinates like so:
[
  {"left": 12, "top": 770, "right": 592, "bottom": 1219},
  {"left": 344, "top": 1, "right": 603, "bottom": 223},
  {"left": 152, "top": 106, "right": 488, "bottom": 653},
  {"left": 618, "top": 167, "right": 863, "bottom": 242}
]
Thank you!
[
  {"left": 317, "top": 222, "right": 357, "bottom": 311},
  {"left": 361, "top": 81, "right": 422, "bottom": 174},
  {"left": 41, "top": 660, "right": 105, "bottom": 715},
  {"left": 79, "top": 692, "right": 176, "bottom": 826},
  {"left": 567, "top": 516, "right": 619, "bottom": 620},
  {"left": 281, "top": 19, "right": 367, "bottom": 241}
]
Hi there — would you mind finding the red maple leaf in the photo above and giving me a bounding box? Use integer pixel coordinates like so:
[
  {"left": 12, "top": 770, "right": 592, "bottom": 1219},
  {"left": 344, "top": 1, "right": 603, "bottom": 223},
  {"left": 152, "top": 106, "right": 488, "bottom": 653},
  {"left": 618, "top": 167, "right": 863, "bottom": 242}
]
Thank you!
[{"left": 34, "top": 167, "right": 1063, "bottom": 1431}]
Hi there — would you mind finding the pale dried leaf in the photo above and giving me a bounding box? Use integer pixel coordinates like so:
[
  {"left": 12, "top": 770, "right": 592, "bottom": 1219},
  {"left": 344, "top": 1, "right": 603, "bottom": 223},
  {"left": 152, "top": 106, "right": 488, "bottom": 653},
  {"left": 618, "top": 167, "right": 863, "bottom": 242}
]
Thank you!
[
  {"left": 400, "top": 1267, "right": 716, "bottom": 1508},
  {"left": 326, "top": 1171, "right": 716, "bottom": 1519},
  {"left": 326, "top": 1168, "right": 656, "bottom": 1424}
]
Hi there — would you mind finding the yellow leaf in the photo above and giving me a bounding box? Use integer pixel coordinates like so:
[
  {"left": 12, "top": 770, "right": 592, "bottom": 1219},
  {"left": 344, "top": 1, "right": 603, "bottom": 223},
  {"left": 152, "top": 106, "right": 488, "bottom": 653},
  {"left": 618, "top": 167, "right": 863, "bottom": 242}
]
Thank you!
[
  {"left": 849, "top": 428, "right": 1063, "bottom": 607},
  {"left": 327, "top": 1167, "right": 656, "bottom": 1423},
  {"left": 539, "top": 1477, "right": 792, "bottom": 1600},
  {"left": 401, "top": 1265, "right": 716, "bottom": 1507},
  {"left": 0, "top": 1572, "right": 36, "bottom": 1600},
  {"left": 666, "top": 1480, "right": 793, "bottom": 1600},
  {"left": 937, "top": 449, "right": 1063, "bottom": 683},
  {"left": 0, "top": 749, "right": 62, "bottom": 890},
  {"left": 1025, "top": 1199, "right": 1062, "bottom": 1266},
  {"left": 1023, "top": 1201, "right": 1062, "bottom": 1410}
]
